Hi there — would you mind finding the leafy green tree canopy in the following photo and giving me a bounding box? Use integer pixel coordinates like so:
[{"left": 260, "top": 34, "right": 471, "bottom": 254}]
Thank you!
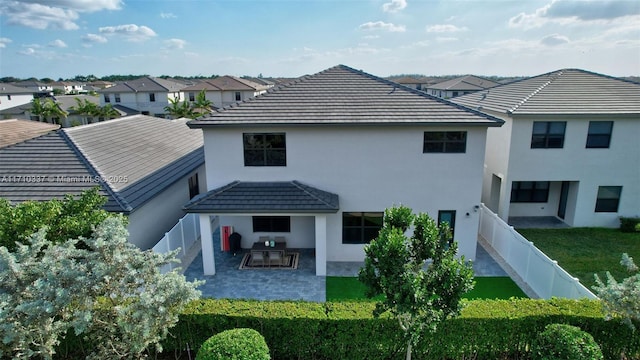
[
  {"left": 0, "top": 187, "right": 113, "bottom": 251},
  {"left": 0, "top": 216, "right": 203, "bottom": 359},
  {"left": 358, "top": 205, "right": 474, "bottom": 360}
]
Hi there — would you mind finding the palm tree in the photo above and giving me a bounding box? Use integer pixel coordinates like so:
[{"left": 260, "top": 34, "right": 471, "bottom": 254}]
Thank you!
[
  {"left": 164, "top": 97, "right": 195, "bottom": 119},
  {"left": 69, "top": 98, "right": 100, "bottom": 124},
  {"left": 97, "top": 103, "right": 120, "bottom": 121},
  {"left": 30, "top": 98, "right": 67, "bottom": 124},
  {"left": 191, "top": 89, "right": 213, "bottom": 117}
]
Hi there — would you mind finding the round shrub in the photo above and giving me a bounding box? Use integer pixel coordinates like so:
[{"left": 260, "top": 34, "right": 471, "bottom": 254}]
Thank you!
[
  {"left": 532, "top": 323, "right": 603, "bottom": 360},
  {"left": 195, "top": 328, "right": 270, "bottom": 360}
]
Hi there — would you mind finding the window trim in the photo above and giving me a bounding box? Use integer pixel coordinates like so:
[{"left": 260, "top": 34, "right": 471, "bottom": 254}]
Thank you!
[
  {"left": 586, "top": 121, "right": 613, "bottom": 149},
  {"left": 531, "top": 121, "right": 566, "bottom": 149},
  {"left": 510, "top": 181, "right": 550, "bottom": 203},
  {"left": 423, "top": 131, "right": 467, "bottom": 153},
  {"left": 243, "top": 133, "right": 287, "bottom": 167},
  {"left": 595, "top": 186, "right": 622, "bottom": 213},
  {"left": 342, "top": 211, "right": 384, "bottom": 244},
  {"left": 252, "top": 216, "right": 291, "bottom": 232}
]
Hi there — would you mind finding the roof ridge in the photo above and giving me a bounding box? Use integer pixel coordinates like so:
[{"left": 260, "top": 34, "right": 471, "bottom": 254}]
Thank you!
[
  {"left": 507, "top": 69, "right": 564, "bottom": 114},
  {"left": 291, "top": 180, "right": 335, "bottom": 208},
  {"left": 59, "top": 129, "right": 133, "bottom": 212}
]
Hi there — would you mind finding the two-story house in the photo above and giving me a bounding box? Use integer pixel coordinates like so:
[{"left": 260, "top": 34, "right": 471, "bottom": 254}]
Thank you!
[
  {"left": 52, "top": 81, "right": 86, "bottom": 95},
  {"left": 0, "top": 115, "right": 205, "bottom": 249},
  {"left": 184, "top": 65, "right": 504, "bottom": 276},
  {"left": 0, "top": 83, "right": 34, "bottom": 112},
  {"left": 425, "top": 75, "right": 501, "bottom": 99},
  {"left": 98, "top": 77, "right": 188, "bottom": 117},
  {"left": 12, "top": 80, "right": 53, "bottom": 96},
  {"left": 453, "top": 69, "right": 640, "bottom": 228},
  {"left": 182, "top": 76, "right": 271, "bottom": 109}
]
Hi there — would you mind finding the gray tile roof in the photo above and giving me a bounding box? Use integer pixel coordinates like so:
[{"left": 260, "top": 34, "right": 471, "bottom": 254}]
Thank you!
[
  {"left": 428, "top": 75, "right": 501, "bottom": 91},
  {"left": 188, "top": 65, "right": 504, "bottom": 127},
  {"left": 99, "top": 77, "right": 188, "bottom": 93},
  {"left": 452, "top": 69, "right": 640, "bottom": 115},
  {"left": 0, "top": 119, "right": 60, "bottom": 148},
  {"left": 0, "top": 115, "right": 204, "bottom": 213},
  {"left": 184, "top": 181, "right": 339, "bottom": 213},
  {"left": 182, "top": 76, "right": 270, "bottom": 92},
  {"left": 0, "top": 83, "right": 35, "bottom": 94}
]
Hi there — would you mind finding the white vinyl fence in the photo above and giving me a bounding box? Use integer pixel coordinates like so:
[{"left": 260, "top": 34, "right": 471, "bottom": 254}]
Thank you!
[
  {"left": 478, "top": 204, "right": 597, "bottom": 299},
  {"left": 152, "top": 213, "right": 200, "bottom": 274}
]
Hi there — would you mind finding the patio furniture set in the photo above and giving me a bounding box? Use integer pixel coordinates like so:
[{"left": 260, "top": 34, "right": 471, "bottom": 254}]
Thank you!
[{"left": 250, "top": 236, "right": 288, "bottom": 267}]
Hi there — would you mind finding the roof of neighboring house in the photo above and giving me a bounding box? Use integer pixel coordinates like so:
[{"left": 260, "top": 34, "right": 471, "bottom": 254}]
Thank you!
[
  {"left": 0, "top": 115, "right": 204, "bottom": 213},
  {"left": 188, "top": 65, "right": 504, "bottom": 128},
  {"left": 54, "top": 95, "right": 100, "bottom": 113},
  {"left": 182, "top": 76, "right": 270, "bottom": 92},
  {"left": 452, "top": 68, "right": 640, "bottom": 115},
  {"left": 0, "top": 119, "right": 60, "bottom": 148},
  {"left": 428, "top": 75, "right": 501, "bottom": 91},
  {"left": 99, "top": 76, "right": 188, "bottom": 93},
  {"left": 0, "top": 83, "right": 35, "bottom": 94},
  {"left": 392, "top": 76, "right": 430, "bottom": 84},
  {"left": 184, "top": 181, "right": 339, "bottom": 213}
]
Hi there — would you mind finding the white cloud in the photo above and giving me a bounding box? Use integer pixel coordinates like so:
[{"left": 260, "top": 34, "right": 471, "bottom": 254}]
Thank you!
[
  {"left": 436, "top": 37, "right": 459, "bottom": 43},
  {"left": 164, "top": 38, "right": 187, "bottom": 49},
  {"left": 382, "top": 0, "right": 407, "bottom": 13},
  {"left": 18, "top": 47, "right": 37, "bottom": 56},
  {"left": 359, "top": 21, "right": 406, "bottom": 32},
  {"left": 541, "top": 34, "right": 570, "bottom": 46},
  {"left": 509, "top": 0, "right": 640, "bottom": 29},
  {"left": 0, "top": 38, "right": 12, "bottom": 48},
  {"left": 160, "top": 12, "right": 176, "bottom": 19},
  {"left": 426, "top": 24, "right": 468, "bottom": 33},
  {"left": 99, "top": 24, "right": 157, "bottom": 42},
  {"left": 0, "top": 0, "right": 121, "bottom": 30},
  {"left": 48, "top": 39, "right": 67, "bottom": 48},
  {"left": 82, "top": 33, "right": 108, "bottom": 45}
]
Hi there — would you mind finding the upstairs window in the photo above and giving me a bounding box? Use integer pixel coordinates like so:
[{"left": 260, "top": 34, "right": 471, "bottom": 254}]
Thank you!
[
  {"left": 243, "top": 133, "right": 286, "bottom": 166},
  {"left": 104, "top": 94, "right": 110, "bottom": 103},
  {"left": 235, "top": 91, "right": 242, "bottom": 101},
  {"left": 188, "top": 173, "right": 199, "bottom": 199},
  {"left": 586, "top": 121, "right": 613, "bottom": 148},
  {"left": 531, "top": 121, "right": 566, "bottom": 148},
  {"left": 423, "top": 131, "right": 467, "bottom": 153},
  {"left": 7, "top": 95, "right": 11, "bottom": 100},
  {"left": 114, "top": 93, "right": 121, "bottom": 103},
  {"left": 342, "top": 212, "right": 384, "bottom": 244},
  {"left": 595, "top": 186, "right": 622, "bottom": 212},
  {"left": 149, "top": 93, "right": 156, "bottom": 102},
  {"left": 511, "top": 181, "right": 550, "bottom": 203}
]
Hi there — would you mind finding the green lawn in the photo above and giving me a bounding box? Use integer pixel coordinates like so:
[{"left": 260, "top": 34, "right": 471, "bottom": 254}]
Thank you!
[
  {"left": 326, "top": 276, "right": 527, "bottom": 301},
  {"left": 516, "top": 227, "right": 640, "bottom": 289}
]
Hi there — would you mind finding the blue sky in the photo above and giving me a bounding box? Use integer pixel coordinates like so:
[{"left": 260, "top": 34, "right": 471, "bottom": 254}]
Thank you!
[{"left": 0, "top": 0, "right": 639, "bottom": 79}]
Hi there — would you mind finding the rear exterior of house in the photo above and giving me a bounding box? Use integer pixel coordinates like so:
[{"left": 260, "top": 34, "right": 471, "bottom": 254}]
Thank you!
[
  {"left": 453, "top": 69, "right": 640, "bottom": 228},
  {"left": 186, "top": 65, "right": 503, "bottom": 276}
]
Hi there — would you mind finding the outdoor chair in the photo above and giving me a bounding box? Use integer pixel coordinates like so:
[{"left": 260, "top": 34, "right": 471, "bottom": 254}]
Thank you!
[
  {"left": 268, "top": 251, "right": 284, "bottom": 267},
  {"left": 250, "top": 251, "right": 267, "bottom": 267}
]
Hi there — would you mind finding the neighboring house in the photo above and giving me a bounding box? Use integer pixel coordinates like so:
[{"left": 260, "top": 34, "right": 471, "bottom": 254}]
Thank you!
[
  {"left": 88, "top": 80, "right": 115, "bottom": 89},
  {"left": 52, "top": 81, "right": 86, "bottom": 94},
  {"left": 184, "top": 65, "right": 504, "bottom": 276},
  {"left": 0, "top": 115, "right": 205, "bottom": 249},
  {"left": 12, "top": 80, "right": 53, "bottom": 96},
  {"left": 452, "top": 69, "right": 640, "bottom": 228},
  {"left": 182, "top": 76, "right": 271, "bottom": 109},
  {"left": 0, "top": 83, "right": 34, "bottom": 111},
  {"left": 425, "top": 75, "right": 501, "bottom": 99},
  {"left": 98, "top": 77, "right": 188, "bottom": 117},
  {"left": 392, "top": 76, "right": 432, "bottom": 91},
  {"left": 0, "top": 119, "right": 59, "bottom": 148}
]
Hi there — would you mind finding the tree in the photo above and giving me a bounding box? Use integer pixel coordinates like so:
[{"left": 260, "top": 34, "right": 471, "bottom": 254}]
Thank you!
[
  {"left": 0, "top": 216, "right": 203, "bottom": 359},
  {"left": 28, "top": 98, "right": 67, "bottom": 124},
  {"left": 69, "top": 97, "right": 100, "bottom": 122},
  {"left": 593, "top": 253, "right": 640, "bottom": 331},
  {"left": 164, "top": 97, "right": 195, "bottom": 119},
  {"left": 358, "top": 205, "right": 474, "bottom": 360},
  {"left": 0, "top": 187, "right": 112, "bottom": 251},
  {"left": 191, "top": 89, "right": 213, "bottom": 117}
]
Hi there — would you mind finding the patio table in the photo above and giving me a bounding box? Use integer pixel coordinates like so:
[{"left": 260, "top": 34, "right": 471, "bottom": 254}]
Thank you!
[{"left": 251, "top": 241, "right": 287, "bottom": 266}]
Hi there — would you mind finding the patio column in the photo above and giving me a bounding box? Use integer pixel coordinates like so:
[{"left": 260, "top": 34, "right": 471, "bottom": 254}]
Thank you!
[
  {"left": 314, "top": 215, "right": 327, "bottom": 276},
  {"left": 199, "top": 213, "right": 216, "bottom": 275}
]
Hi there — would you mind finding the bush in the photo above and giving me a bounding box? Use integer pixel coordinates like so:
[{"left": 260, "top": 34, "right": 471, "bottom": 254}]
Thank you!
[
  {"left": 619, "top": 217, "right": 640, "bottom": 233},
  {"left": 196, "top": 328, "right": 270, "bottom": 360},
  {"left": 532, "top": 323, "right": 603, "bottom": 360}
]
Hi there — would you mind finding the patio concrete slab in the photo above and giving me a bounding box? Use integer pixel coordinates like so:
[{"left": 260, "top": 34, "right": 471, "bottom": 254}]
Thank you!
[
  {"left": 508, "top": 216, "right": 569, "bottom": 229},
  {"left": 183, "top": 229, "right": 513, "bottom": 301}
]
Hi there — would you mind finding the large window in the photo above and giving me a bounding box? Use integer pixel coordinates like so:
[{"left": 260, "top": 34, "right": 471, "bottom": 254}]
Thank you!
[
  {"left": 511, "top": 181, "right": 550, "bottom": 203},
  {"left": 586, "top": 121, "right": 613, "bottom": 148},
  {"left": 595, "top": 186, "right": 622, "bottom": 212},
  {"left": 252, "top": 216, "right": 290, "bottom": 232},
  {"left": 423, "top": 131, "right": 467, "bottom": 153},
  {"left": 342, "top": 212, "right": 384, "bottom": 244},
  {"left": 243, "top": 133, "right": 286, "bottom": 166},
  {"left": 531, "top": 121, "right": 566, "bottom": 148}
]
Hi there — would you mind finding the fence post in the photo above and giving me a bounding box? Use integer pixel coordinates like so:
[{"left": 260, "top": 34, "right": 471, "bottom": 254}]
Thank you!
[{"left": 179, "top": 218, "right": 186, "bottom": 256}]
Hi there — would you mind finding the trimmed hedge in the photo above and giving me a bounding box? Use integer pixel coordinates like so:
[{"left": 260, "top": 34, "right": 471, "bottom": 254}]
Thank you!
[
  {"left": 196, "top": 328, "right": 270, "bottom": 360},
  {"left": 531, "top": 323, "right": 603, "bottom": 360},
  {"left": 620, "top": 217, "right": 640, "bottom": 233},
  {"left": 161, "top": 298, "right": 640, "bottom": 360}
]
